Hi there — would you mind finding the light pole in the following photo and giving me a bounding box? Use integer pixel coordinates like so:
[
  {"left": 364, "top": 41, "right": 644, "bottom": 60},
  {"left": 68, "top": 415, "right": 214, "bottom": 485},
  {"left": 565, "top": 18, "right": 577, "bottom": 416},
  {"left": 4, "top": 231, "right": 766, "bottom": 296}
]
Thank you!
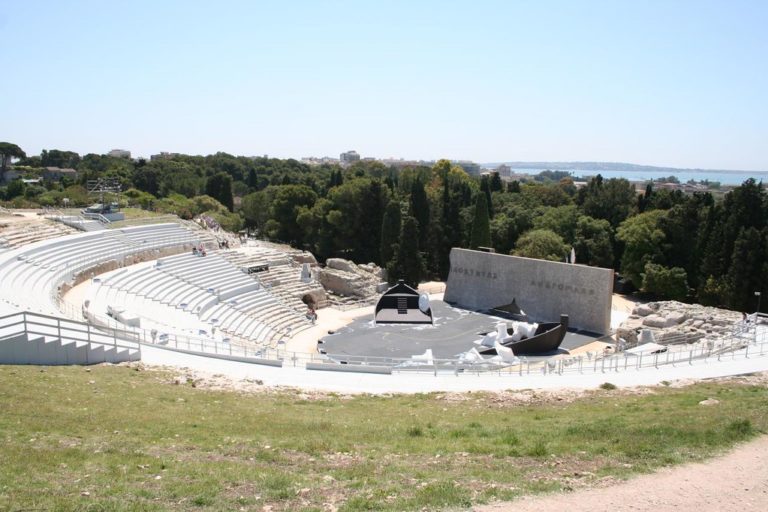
[{"left": 756, "top": 291, "right": 762, "bottom": 313}]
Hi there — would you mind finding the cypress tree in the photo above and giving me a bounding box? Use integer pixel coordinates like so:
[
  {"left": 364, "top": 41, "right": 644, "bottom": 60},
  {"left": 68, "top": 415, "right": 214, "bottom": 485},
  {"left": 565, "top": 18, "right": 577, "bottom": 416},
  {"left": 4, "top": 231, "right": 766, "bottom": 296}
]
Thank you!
[
  {"left": 205, "top": 172, "right": 234, "bottom": 212},
  {"left": 380, "top": 200, "right": 402, "bottom": 267},
  {"left": 725, "top": 227, "right": 765, "bottom": 311},
  {"left": 489, "top": 172, "right": 503, "bottom": 192},
  {"left": 408, "top": 179, "right": 430, "bottom": 240},
  {"left": 480, "top": 175, "right": 493, "bottom": 218},
  {"left": 388, "top": 215, "right": 425, "bottom": 287},
  {"left": 470, "top": 193, "right": 491, "bottom": 249}
]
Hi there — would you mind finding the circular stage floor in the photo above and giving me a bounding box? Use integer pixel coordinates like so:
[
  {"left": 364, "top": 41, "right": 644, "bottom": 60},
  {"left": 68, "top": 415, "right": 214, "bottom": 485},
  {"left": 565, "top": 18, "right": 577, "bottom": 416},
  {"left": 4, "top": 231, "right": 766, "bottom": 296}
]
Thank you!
[{"left": 319, "top": 300, "right": 602, "bottom": 360}]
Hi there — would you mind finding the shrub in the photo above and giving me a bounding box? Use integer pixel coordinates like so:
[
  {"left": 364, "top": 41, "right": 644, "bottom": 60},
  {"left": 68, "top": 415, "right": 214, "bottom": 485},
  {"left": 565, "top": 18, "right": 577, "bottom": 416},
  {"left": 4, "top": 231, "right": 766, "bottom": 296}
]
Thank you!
[{"left": 641, "top": 263, "right": 689, "bottom": 301}]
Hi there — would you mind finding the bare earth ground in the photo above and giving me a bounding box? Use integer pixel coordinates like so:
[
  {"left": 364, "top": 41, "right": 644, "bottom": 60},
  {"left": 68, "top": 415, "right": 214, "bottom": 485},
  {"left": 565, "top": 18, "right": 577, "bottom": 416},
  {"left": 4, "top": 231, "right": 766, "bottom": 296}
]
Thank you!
[{"left": 475, "top": 435, "right": 768, "bottom": 512}]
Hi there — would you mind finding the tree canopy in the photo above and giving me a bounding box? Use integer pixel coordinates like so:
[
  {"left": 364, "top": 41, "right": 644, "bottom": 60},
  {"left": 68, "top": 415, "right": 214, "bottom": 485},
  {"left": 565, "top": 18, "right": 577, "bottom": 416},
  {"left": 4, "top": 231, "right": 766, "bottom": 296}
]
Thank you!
[{"left": 2, "top": 146, "right": 766, "bottom": 308}]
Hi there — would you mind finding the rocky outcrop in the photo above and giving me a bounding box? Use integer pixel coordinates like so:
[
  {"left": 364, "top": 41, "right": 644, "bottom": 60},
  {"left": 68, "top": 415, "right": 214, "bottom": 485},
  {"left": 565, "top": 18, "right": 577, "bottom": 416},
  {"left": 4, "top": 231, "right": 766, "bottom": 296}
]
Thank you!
[
  {"left": 300, "top": 287, "right": 328, "bottom": 307},
  {"left": 616, "top": 300, "right": 742, "bottom": 345},
  {"left": 315, "top": 258, "right": 386, "bottom": 299},
  {"left": 292, "top": 251, "right": 318, "bottom": 265}
]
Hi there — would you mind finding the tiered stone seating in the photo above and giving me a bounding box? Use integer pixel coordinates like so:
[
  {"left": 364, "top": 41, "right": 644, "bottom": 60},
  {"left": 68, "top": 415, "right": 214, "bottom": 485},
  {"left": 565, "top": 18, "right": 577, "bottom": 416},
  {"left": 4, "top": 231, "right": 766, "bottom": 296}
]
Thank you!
[
  {"left": 0, "top": 223, "right": 199, "bottom": 316},
  {"left": 0, "top": 220, "right": 78, "bottom": 248},
  {"left": 87, "top": 250, "right": 311, "bottom": 347},
  {"left": 219, "top": 246, "right": 320, "bottom": 313}
]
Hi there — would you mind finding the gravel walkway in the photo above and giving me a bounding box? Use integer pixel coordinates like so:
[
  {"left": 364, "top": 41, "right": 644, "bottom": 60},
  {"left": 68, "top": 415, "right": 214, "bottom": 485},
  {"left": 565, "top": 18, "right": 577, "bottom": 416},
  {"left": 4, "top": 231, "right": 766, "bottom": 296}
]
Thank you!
[{"left": 474, "top": 436, "right": 768, "bottom": 512}]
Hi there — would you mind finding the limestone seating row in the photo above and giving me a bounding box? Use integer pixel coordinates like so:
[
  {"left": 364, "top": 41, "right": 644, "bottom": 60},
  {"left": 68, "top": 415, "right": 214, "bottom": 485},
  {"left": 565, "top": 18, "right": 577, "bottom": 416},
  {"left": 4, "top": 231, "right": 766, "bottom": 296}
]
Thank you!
[
  {"left": 17, "top": 224, "right": 195, "bottom": 271},
  {"left": 94, "top": 258, "right": 281, "bottom": 344},
  {"left": 222, "top": 246, "right": 292, "bottom": 264},
  {"left": 8, "top": 225, "right": 192, "bottom": 288},
  {"left": 90, "top": 285, "right": 231, "bottom": 342},
  {"left": 0, "top": 224, "right": 200, "bottom": 315},
  {"left": 0, "top": 333, "right": 139, "bottom": 365},
  {"left": 103, "top": 268, "right": 218, "bottom": 318},
  {"left": 0, "top": 222, "right": 77, "bottom": 248},
  {"left": 98, "top": 285, "right": 275, "bottom": 345},
  {"left": 156, "top": 253, "right": 261, "bottom": 302}
]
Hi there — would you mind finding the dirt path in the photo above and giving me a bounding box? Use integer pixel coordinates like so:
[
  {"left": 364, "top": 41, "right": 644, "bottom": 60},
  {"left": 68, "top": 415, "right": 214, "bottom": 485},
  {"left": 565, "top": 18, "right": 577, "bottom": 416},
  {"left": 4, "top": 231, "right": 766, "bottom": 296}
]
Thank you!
[{"left": 474, "top": 436, "right": 768, "bottom": 512}]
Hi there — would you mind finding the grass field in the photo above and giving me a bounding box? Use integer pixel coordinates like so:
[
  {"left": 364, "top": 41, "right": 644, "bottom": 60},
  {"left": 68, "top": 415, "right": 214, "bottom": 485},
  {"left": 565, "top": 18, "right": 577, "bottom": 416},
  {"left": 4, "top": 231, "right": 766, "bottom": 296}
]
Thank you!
[{"left": 0, "top": 365, "right": 766, "bottom": 511}]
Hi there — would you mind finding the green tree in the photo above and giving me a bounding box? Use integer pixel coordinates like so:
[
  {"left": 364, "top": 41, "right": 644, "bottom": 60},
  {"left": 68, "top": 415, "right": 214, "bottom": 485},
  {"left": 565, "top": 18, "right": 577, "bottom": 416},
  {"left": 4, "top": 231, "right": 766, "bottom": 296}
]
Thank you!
[
  {"left": 479, "top": 174, "right": 493, "bottom": 217},
  {"left": 409, "top": 178, "right": 430, "bottom": 240},
  {"left": 490, "top": 206, "right": 533, "bottom": 255},
  {"left": 616, "top": 210, "right": 666, "bottom": 286},
  {"left": 489, "top": 172, "right": 503, "bottom": 192},
  {"left": 40, "top": 149, "right": 80, "bottom": 169},
  {"left": 470, "top": 192, "right": 491, "bottom": 249},
  {"left": 725, "top": 227, "right": 765, "bottom": 311},
  {"left": 325, "top": 177, "right": 390, "bottom": 263},
  {"left": 380, "top": 200, "right": 402, "bottom": 268},
  {"left": 297, "top": 198, "right": 336, "bottom": 261},
  {"left": 577, "top": 175, "right": 636, "bottom": 228},
  {"left": 533, "top": 205, "right": 579, "bottom": 243},
  {"left": 513, "top": 229, "right": 568, "bottom": 261},
  {"left": 641, "top": 263, "right": 689, "bottom": 301},
  {"left": 573, "top": 216, "right": 614, "bottom": 268},
  {"left": 205, "top": 172, "right": 234, "bottom": 212},
  {"left": 388, "top": 215, "right": 425, "bottom": 287},
  {"left": 268, "top": 185, "right": 318, "bottom": 244},
  {"left": 0, "top": 142, "right": 26, "bottom": 183},
  {"left": 241, "top": 189, "right": 274, "bottom": 234},
  {"left": 4, "top": 178, "right": 26, "bottom": 199}
]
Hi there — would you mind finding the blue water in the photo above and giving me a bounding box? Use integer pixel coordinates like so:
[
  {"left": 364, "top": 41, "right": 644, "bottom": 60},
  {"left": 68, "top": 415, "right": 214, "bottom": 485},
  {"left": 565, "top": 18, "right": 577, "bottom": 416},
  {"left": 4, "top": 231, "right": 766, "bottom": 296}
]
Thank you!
[{"left": 510, "top": 168, "right": 768, "bottom": 186}]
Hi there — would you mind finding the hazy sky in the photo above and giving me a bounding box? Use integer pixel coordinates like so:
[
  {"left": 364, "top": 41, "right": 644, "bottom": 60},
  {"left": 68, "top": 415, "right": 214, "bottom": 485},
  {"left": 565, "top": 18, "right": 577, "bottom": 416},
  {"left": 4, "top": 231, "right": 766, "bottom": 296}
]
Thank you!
[{"left": 2, "top": 0, "right": 767, "bottom": 170}]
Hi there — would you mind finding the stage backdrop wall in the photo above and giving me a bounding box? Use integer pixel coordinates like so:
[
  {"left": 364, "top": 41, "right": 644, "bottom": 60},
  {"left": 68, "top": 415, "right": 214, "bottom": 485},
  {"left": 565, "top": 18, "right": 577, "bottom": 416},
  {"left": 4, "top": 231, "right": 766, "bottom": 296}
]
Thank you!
[{"left": 443, "top": 248, "right": 613, "bottom": 334}]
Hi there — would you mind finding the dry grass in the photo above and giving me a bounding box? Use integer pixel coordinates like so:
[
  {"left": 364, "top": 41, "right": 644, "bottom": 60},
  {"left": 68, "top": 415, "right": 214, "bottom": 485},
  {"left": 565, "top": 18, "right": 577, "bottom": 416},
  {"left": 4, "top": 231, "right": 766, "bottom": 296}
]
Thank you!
[{"left": 0, "top": 364, "right": 766, "bottom": 511}]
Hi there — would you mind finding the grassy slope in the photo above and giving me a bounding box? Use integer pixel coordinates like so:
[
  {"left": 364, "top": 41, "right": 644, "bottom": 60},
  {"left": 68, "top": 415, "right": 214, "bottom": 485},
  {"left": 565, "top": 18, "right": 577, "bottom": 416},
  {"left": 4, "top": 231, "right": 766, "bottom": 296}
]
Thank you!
[{"left": 0, "top": 365, "right": 766, "bottom": 511}]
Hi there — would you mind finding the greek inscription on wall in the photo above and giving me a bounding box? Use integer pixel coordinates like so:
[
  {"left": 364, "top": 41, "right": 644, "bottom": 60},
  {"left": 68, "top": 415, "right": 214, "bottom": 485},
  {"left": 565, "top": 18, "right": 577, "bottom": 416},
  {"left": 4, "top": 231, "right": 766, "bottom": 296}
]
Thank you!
[
  {"left": 454, "top": 267, "right": 498, "bottom": 280},
  {"left": 529, "top": 279, "right": 594, "bottom": 296}
]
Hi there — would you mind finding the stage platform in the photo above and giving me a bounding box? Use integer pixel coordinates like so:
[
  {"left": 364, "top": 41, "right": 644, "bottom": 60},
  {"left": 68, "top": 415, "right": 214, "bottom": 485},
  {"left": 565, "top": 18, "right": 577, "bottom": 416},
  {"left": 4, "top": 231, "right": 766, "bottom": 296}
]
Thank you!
[{"left": 319, "top": 300, "right": 603, "bottom": 360}]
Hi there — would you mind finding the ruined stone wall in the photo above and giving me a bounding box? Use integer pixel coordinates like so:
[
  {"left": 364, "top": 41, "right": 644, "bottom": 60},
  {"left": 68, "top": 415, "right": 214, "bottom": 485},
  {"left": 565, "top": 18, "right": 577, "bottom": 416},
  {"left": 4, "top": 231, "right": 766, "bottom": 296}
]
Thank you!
[{"left": 443, "top": 248, "right": 613, "bottom": 334}]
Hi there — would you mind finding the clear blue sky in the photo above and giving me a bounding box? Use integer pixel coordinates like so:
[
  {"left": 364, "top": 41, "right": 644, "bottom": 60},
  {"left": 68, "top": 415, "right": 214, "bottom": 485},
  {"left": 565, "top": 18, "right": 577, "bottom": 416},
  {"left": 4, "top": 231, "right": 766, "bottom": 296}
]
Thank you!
[{"left": 2, "top": 0, "right": 767, "bottom": 170}]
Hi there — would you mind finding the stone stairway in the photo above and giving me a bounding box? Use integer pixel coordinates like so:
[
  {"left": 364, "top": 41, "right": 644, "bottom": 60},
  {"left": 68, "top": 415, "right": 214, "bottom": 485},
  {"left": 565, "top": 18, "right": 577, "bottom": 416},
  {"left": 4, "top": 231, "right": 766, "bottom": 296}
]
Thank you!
[{"left": 0, "top": 333, "right": 140, "bottom": 365}]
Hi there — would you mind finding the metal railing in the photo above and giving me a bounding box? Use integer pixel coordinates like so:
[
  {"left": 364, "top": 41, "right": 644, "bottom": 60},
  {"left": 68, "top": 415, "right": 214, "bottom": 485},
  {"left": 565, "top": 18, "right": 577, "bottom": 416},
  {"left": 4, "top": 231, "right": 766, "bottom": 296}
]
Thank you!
[
  {"left": 0, "top": 310, "right": 140, "bottom": 355},
  {"left": 82, "top": 212, "right": 111, "bottom": 224},
  {"left": 6, "top": 216, "right": 767, "bottom": 377}
]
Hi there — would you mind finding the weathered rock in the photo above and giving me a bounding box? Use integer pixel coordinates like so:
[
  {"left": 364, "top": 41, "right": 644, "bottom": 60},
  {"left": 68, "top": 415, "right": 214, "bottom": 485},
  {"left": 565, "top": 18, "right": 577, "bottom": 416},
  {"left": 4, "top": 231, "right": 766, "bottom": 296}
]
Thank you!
[
  {"left": 666, "top": 311, "right": 688, "bottom": 325},
  {"left": 292, "top": 252, "right": 318, "bottom": 265},
  {"left": 632, "top": 304, "right": 655, "bottom": 317},
  {"left": 316, "top": 268, "right": 377, "bottom": 298},
  {"left": 615, "top": 317, "right": 644, "bottom": 344},
  {"left": 699, "top": 398, "right": 720, "bottom": 406},
  {"left": 326, "top": 258, "right": 359, "bottom": 274},
  {"left": 300, "top": 287, "right": 327, "bottom": 306},
  {"left": 618, "top": 300, "right": 741, "bottom": 347},
  {"left": 316, "top": 258, "right": 385, "bottom": 299},
  {"left": 643, "top": 314, "right": 671, "bottom": 328}
]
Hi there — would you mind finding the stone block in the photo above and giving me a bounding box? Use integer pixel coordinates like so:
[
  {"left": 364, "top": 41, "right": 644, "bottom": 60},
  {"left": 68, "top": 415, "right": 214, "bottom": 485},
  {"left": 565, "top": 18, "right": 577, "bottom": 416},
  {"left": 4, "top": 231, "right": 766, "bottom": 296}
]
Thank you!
[
  {"left": 632, "top": 304, "right": 655, "bottom": 317},
  {"left": 642, "top": 314, "right": 671, "bottom": 328},
  {"left": 326, "top": 258, "right": 359, "bottom": 274},
  {"left": 666, "top": 311, "right": 688, "bottom": 325}
]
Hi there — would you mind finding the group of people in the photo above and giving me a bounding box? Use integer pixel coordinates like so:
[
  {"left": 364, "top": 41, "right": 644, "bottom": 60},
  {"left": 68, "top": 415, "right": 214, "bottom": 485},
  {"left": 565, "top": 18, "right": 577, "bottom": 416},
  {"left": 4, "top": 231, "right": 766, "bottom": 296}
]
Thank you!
[
  {"left": 217, "top": 239, "right": 231, "bottom": 249},
  {"left": 192, "top": 245, "right": 207, "bottom": 257}
]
